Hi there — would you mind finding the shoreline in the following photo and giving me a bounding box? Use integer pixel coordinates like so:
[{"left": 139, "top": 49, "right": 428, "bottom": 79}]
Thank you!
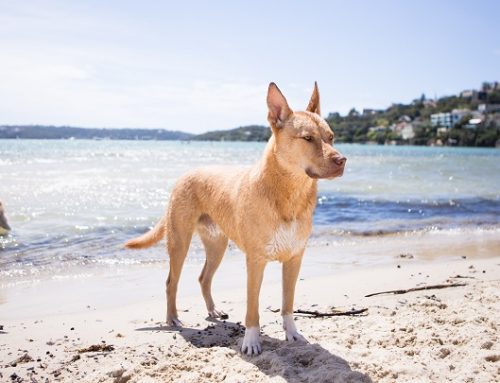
[
  {"left": 2, "top": 225, "right": 499, "bottom": 286},
  {"left": 1, "top": 136, "right": 500, "bottom": 149}
]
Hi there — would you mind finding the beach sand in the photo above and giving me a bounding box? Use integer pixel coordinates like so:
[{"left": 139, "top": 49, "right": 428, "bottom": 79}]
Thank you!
[{"left": 1, "top": 245, "right": 499, "bottom": 382}]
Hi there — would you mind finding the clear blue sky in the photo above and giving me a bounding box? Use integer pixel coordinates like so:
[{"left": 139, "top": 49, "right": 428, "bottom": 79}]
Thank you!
[{"left": 0, "top": 0, "right": 499, "bottom": 133}]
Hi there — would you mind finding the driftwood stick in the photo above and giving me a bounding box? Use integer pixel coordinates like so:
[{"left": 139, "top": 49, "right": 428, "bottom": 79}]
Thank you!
[
  {"left": 449, "top": 274, "right": 476, "bottom": 279},
  {"left": 294, "top": 308, "right": 368, "bottom": 317},
  {"left": 266, "top": 307, "right": 280, "bottom": 313},
  {"left": 364, "top": 283, "right": 466, "bottom": 298}
]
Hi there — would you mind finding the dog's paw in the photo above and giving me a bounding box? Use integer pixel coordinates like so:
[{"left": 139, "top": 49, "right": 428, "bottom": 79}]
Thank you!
[
  {"left": 241, "top": 327, "right": 261, "bottom": 356},
  {"left": 285, "top": 329, "right": 307, "bottom": 342},
  {"left": 166, "top": 316, "right": 183, "bottom": 327},
  {"left": 283, "top": 314, "right": 307, "bottom": 343},
  {"left": 208, "top": 308, "right": 229, "bottom": 320}
]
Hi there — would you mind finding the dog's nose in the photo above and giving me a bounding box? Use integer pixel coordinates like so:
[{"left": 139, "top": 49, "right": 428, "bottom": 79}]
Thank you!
[{"left": 333, "top": 155, "right": 346, "bottom": 166}]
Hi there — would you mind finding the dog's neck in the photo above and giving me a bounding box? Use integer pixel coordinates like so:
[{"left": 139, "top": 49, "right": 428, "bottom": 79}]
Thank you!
[{"left": 255, "top": 136, "right": 318, "bottom": 221}]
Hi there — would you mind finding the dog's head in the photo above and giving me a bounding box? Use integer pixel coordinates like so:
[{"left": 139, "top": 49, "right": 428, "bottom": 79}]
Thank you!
[{"left": 267, "top": 82, "right": 346, "bottom": 180}]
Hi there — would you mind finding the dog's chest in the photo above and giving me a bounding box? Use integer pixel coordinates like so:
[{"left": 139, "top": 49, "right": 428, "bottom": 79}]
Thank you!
[{"left": 265, "top": 220, "right": 308, "bottom": 261}]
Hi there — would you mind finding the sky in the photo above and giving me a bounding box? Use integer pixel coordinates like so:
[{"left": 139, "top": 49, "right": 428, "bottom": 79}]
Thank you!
[{"left": 0, "top": 1, "right": 499, "bottom": 133}]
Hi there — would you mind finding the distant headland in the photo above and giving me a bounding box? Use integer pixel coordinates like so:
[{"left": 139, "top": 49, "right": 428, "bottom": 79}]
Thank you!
[{"left": 1, "top": 81, "right": 499, "bottom": 147}]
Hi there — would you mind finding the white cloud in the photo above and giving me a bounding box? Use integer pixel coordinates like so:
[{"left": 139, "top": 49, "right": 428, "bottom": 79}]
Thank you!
[
  {"left": 0, "top": 46, "right": 272, "bottom": 132},
  {"left": 0, "top": 3, "right": 339, "bottom": 132},
  {"left": 0, "top": 3, "right": 276, "bottom": 132}
]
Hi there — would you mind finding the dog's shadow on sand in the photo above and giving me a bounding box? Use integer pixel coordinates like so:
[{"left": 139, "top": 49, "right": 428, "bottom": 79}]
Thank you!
[{"left": 136, "top": 319, "right": 372, "bottom": 383}]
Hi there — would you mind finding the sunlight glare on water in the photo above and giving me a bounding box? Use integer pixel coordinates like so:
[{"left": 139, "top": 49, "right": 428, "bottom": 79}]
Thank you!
[{"left": 1, "top": 140, "right": 499, "bottom": 279}]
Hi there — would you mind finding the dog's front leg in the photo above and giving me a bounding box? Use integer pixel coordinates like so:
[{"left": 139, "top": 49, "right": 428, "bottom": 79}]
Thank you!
[
  {"left": 282, "top": 254, "right": 307, "bottom": 342},
  {"left": 241, "top": 258, "right": 266, "bottom": 356}
]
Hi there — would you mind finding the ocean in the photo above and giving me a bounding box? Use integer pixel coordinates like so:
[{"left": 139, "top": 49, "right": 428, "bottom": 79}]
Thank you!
[{"left": 1, "top": 140, "right": 499, "bottom": 281}]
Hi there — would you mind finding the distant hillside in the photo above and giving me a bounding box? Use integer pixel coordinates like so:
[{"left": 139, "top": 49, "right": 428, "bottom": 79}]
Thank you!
[
  {"left": 326, "top": 81, "right": 500, "bottom": 147},
  {"left": 192, "top": 125, "right": 271, "bottom": 142},
  {"left": 0, "top": 125, "right": 193, "bottom": 140},
  {"left": 2, "top": 80, "right": 499, "bottom": 147}
]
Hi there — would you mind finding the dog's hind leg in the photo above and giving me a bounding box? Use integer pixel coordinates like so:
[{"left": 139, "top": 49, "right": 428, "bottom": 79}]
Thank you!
[
  {"left": 165, "top": 208, "right": 198, "bottom": 327},
  {"left": 197, "top": 215, "right": 228, "bottom": 319}
]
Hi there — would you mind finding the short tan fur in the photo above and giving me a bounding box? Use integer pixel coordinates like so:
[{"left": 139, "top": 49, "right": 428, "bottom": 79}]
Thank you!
[{"left": 125, "top": 82, "right": 346, "bottom": 355}]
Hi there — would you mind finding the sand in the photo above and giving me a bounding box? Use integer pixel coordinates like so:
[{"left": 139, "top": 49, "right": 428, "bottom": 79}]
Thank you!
[{"left": 1, "top": 251, "right": 499, "bottom": 382}]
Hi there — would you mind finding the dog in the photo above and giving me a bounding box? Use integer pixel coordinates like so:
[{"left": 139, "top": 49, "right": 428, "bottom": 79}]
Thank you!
[
  {"left": 125, "top": 82, "right": 346, "bottom": 355},
  {"left": 0, "top": 201, "right": 11, "bottom": 236}
]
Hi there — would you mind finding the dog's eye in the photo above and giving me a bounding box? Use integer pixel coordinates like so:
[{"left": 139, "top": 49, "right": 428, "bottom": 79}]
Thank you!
[{"left": 303, "top": 136, "right": 313, "bottom": 142}]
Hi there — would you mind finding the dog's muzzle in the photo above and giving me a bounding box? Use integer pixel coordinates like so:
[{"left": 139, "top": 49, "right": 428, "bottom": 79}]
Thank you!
[{"left": 306, "top": 155, "right": 347, "bottom": 179}]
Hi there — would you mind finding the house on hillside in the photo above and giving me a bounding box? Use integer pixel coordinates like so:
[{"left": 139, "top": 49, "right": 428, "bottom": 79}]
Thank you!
[
  {"left": 362, "top": 108, "right": 383, "bottom": 116},
  {"left": 368, "top": 126, "right": 386, "bottom": 133},
  {"left": 478, "top": 104, "right": 500, "bottom": 113},
  {"left": 460, "top": 89, "right": 477, "bottom": 98},
  {"left": 430, "top": 109, "right": 471, "bottom": 129},
  {"left": 400, "top": 123, "right": 415, "bottom": 140},
  {"left": 464, "top": 118, "right": 484, "bottom": 129},
  {"left": 391, "top": 120, "right": 415, "bottom": 140}
]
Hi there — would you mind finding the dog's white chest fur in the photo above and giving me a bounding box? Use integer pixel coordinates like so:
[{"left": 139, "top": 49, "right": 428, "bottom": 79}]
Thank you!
[{"left": 265, "top": 220, "right": 307, "bottom": 260}]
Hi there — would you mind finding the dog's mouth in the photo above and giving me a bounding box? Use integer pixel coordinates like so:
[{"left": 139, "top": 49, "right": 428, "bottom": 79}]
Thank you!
[{"left": 305, "top": 167, "right": 344, "bottom": 179}]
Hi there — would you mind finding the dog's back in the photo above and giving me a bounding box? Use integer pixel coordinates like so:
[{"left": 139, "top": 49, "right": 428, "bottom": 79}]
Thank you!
[{"left": 125, "top": 165, "right": 249, "bottom": 249}]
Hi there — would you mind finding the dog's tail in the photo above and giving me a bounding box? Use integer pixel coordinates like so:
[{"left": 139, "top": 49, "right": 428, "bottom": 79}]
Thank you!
[{"left": 124, "top": 216, "right": 166, "bottom": 249}]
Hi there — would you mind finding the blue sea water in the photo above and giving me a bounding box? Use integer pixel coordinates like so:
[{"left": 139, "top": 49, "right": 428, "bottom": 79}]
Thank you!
[{"left": 0, "top": 140, "right": 499, "bottom": 279}]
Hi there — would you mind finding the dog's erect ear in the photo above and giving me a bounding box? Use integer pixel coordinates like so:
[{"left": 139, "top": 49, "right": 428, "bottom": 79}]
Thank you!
[
  {"left": 306, "top": 81, "right": 321, "bottom": 115},
  {"left": 267, "top": 83, "right": 292, "bottom": 128}
]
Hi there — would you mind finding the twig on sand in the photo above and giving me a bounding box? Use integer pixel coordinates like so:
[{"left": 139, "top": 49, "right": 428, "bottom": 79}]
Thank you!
[
  {"left": 294, "top": 308, "right": 368, "bottom": 317},
  {"left": 364, "top": 283, "right": 466, "bottom": 298},
  {"left": 6, "top": 353, "right": 34, "bottom": 367},
  {"left": 266, "top": 307, "right": 368, "bottom": 317},
  {"left": 449, "top": 274, "right": 476, "bottom": 279},
  {"left": 77, "top": 344, "right": 114, "bottom": 353},
  {"left": 266, "top": 307, "right": 280, "bottom": 313}
]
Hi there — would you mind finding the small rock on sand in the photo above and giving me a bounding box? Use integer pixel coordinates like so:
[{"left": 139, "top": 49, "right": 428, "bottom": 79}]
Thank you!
[
  {"left": 7, "top": 353, "right": 34, "bottom": 367},
  {"left": 438, "top": 348, "right": 451, "bottom": 359},
  {"left": 480, "top": 341, "right": 493, "bottom": 350},
  {"left": 484, "top": 354, "right": 499, "bottom": 363}
]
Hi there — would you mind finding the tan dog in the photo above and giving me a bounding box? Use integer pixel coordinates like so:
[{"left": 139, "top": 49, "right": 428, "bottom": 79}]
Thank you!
[
  {"left": 125, "top": 82, "right": 346, "bottom": 355},
  {"left": 0, "top": 201, "right": 11, "bottom": 236}
]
